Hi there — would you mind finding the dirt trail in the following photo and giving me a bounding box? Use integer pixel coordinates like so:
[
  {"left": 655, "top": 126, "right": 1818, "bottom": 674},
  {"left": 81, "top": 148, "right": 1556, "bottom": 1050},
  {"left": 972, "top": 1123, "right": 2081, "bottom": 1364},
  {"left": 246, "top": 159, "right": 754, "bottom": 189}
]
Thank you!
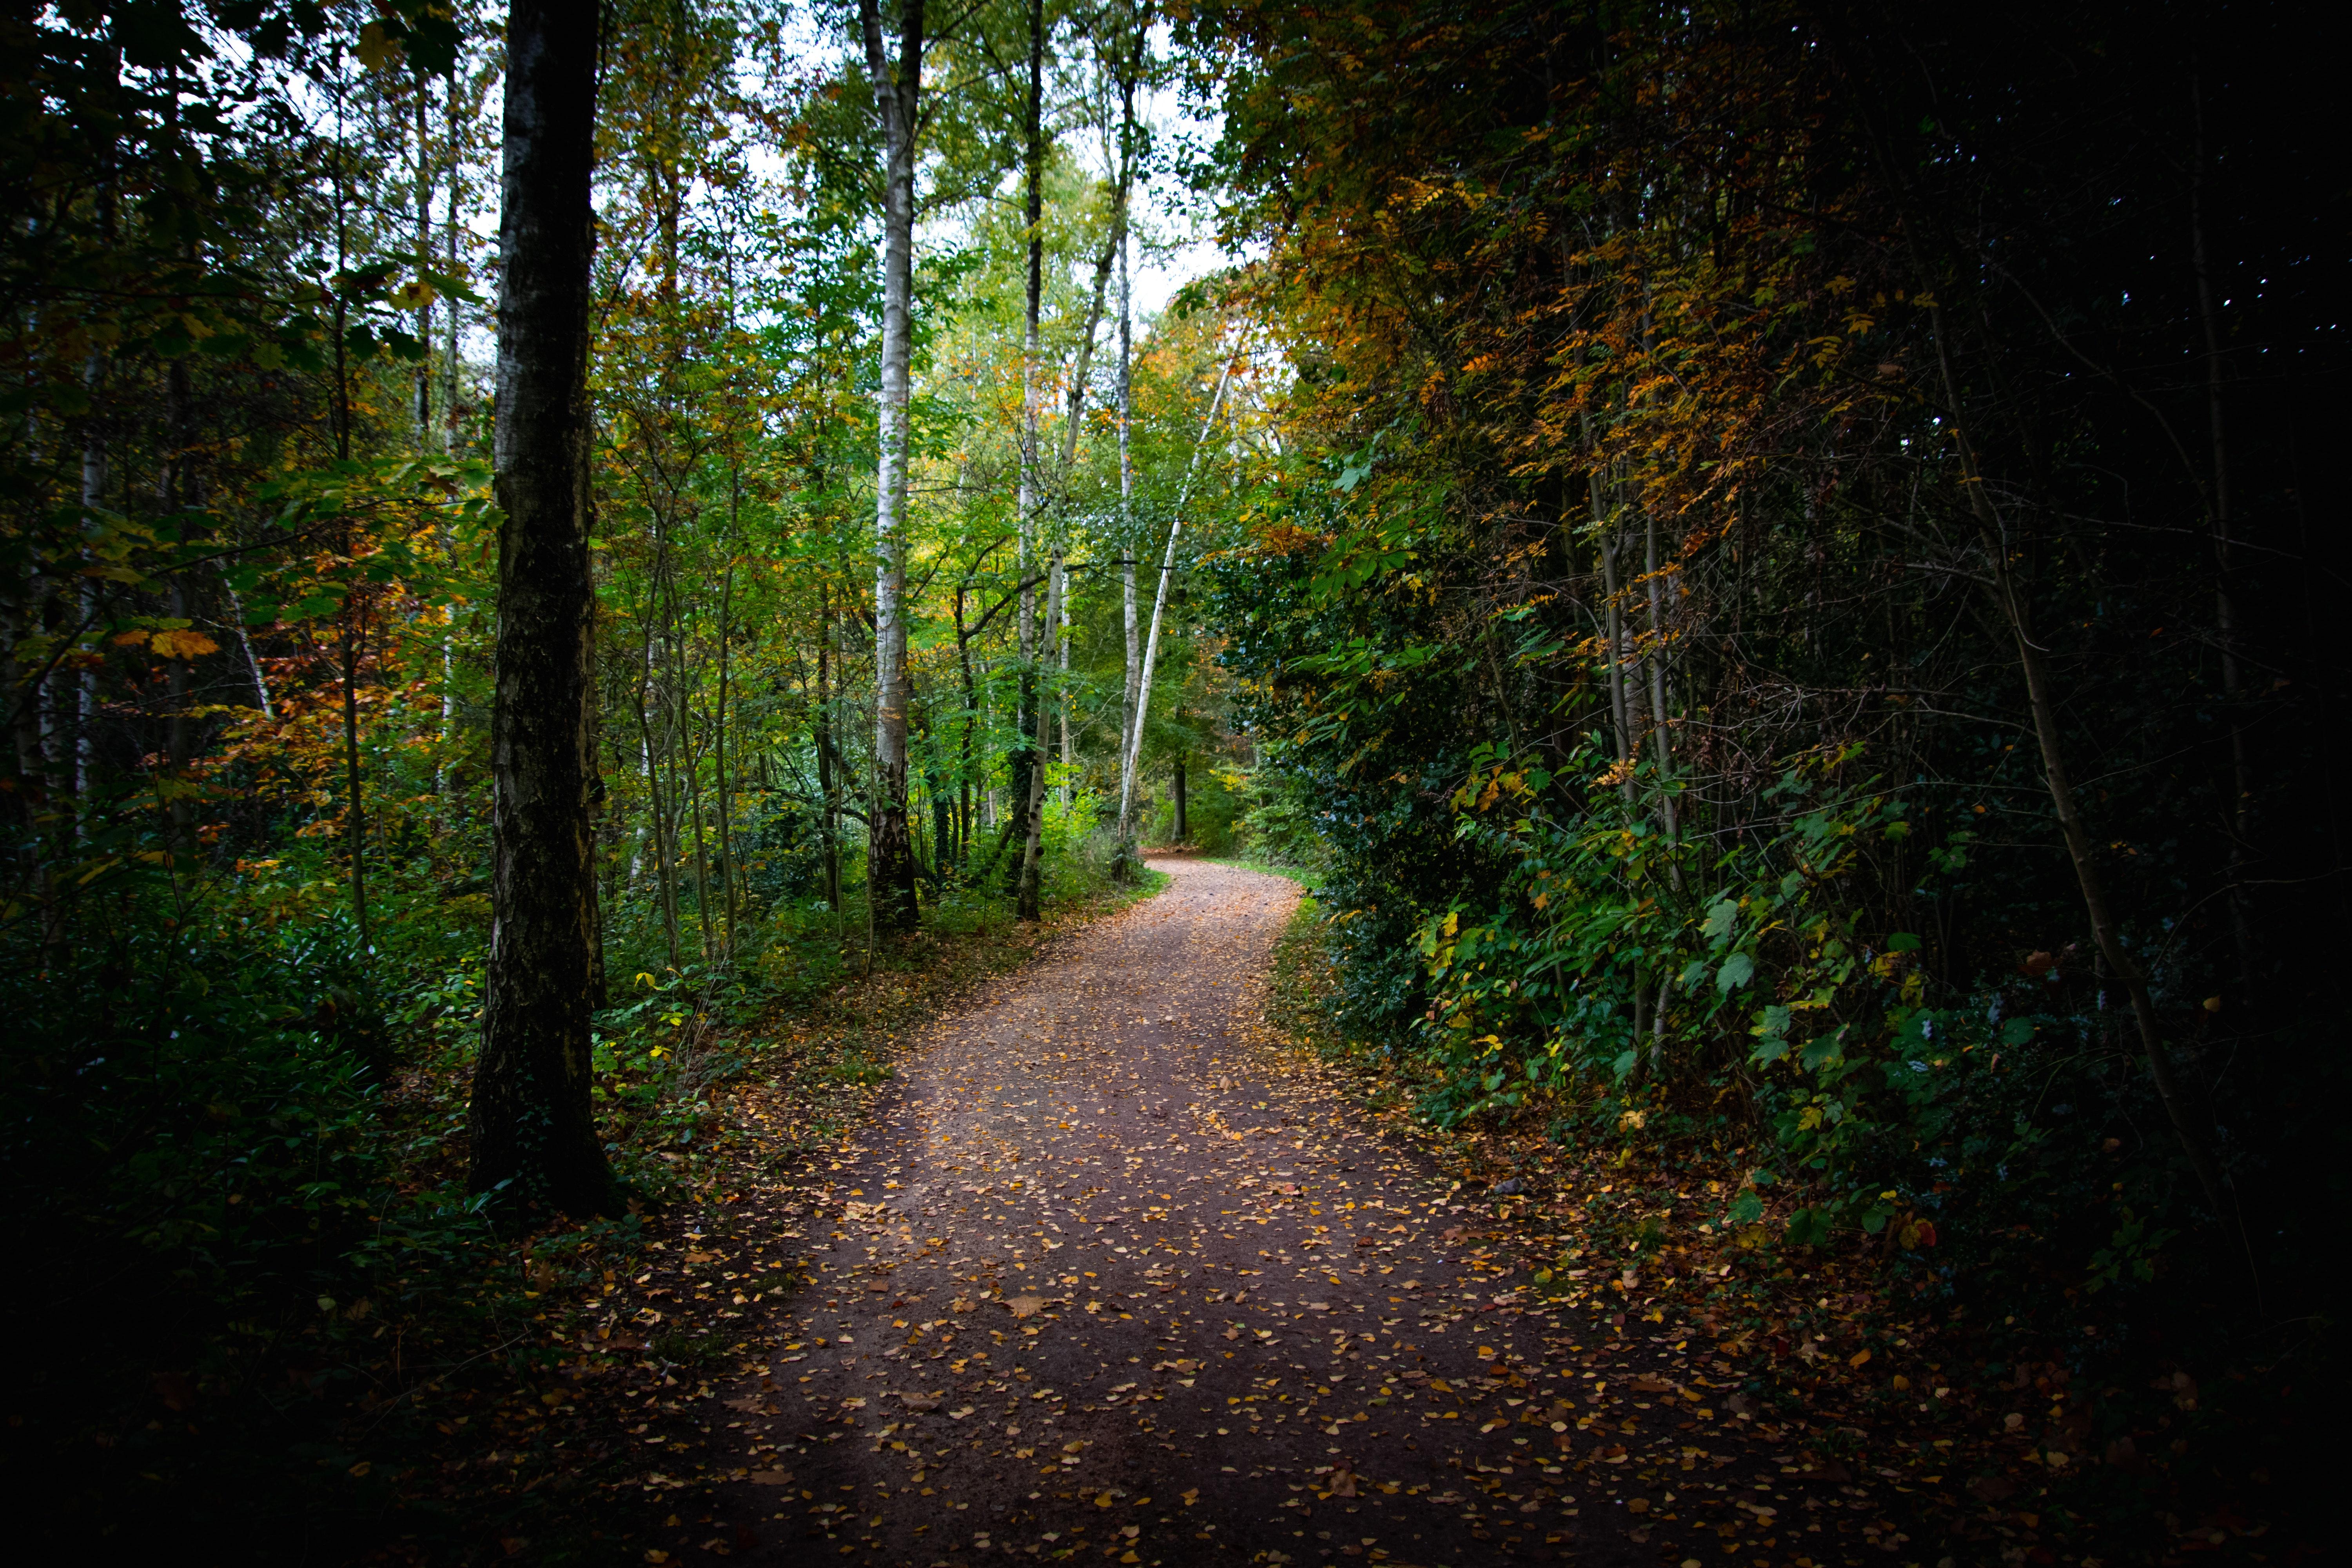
[{"left": 703, "top": 860, "right": 1762, "bottom": 1567}]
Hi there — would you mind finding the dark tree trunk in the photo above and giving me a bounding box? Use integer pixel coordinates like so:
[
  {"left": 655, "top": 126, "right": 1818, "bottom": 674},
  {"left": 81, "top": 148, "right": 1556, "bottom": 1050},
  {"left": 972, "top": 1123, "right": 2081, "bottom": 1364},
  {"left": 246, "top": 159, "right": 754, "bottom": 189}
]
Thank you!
[
  {"left": 1172, "top": 754, "right": 1188, "bottom": 844},
  {"left": 467, "top": 0, "right": 617, "bottom": 1219}
]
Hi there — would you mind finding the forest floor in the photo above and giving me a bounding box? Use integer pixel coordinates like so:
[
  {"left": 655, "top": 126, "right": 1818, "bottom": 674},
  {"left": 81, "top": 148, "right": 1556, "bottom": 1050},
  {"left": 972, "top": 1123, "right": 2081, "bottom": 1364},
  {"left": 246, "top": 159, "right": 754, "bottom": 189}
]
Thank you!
[
  {"left": 618, "top": 858, "right": 1919, "bottom": 1568},
  {"left": 528, "top": 857, "right": 2308, "bottom": 1568}
]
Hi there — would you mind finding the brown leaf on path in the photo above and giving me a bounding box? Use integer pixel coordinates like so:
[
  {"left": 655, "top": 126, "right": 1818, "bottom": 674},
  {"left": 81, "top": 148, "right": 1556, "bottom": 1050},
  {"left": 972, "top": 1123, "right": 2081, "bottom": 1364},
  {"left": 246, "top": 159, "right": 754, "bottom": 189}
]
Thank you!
[{"left": 1006, "top": 1293, "right": 1045, "bottom": 1318}]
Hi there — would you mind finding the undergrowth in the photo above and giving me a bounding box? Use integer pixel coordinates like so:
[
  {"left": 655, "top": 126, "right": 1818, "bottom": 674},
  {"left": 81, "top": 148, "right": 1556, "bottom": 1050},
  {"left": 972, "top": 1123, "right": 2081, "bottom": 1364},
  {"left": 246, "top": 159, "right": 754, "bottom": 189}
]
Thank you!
[
  {"left": 1262, "top": 895, "right": 2326, "bottom": 1563},
  {"left": 0, "top": 818, "right": 1160, "bottom": 1564}
]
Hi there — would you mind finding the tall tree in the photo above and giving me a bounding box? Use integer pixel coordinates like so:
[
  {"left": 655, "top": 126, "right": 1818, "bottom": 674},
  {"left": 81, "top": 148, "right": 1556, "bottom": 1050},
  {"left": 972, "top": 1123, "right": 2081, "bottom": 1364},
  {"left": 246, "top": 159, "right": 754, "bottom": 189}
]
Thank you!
[
  {"left": 1009, "top": 0, "right": 1046, "bottom": 884},
  {"left": 860, "top": 0, "right": 924, "bottom": 930},
  {"left": 466, "top": 0, "right": 617, "bottom": 1217}
]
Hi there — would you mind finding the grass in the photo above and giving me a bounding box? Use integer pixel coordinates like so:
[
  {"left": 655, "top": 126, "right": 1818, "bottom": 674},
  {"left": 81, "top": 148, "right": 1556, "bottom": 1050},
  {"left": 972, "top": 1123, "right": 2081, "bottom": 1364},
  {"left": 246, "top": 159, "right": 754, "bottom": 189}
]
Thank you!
[{"left": 1202, "top": 852, "right": 1328, "bottom": 894}]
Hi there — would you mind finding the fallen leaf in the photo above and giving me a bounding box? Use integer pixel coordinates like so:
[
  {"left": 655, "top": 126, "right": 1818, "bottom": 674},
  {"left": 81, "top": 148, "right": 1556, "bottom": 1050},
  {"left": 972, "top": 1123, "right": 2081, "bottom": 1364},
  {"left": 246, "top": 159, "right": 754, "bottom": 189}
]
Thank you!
[{"left": 1007, "top": 1294, "right": 1045, "bottom": 1318}]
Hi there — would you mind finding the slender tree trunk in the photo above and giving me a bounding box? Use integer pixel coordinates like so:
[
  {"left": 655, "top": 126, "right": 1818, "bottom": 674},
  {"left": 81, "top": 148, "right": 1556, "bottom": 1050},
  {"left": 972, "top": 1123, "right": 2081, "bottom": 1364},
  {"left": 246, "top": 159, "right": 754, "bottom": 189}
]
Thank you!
[
  {"left": 955, "top": 584, "right": 980, "bottom": 872},
  {"left": 415, "top": 73, "right": 435, "bottom": 448},
  {"left": 221, "top": 570, "right": 273, "bottom": 717},
  {"left": 715, "top": 552, "right": 737, "bottom": 953},
  {"left": 76, "top": 348, "right": 102, "bottom": 806},
  {"left": 817, "top": 579, "right": 840, "bottom": 912},
  {"left": 445, "top": 64, "right": 462, "bottom": 445},
  {"left": 859, "top": 0, "right": 924, "bottom": 931},
  {"left": 1017, "top": 550, "right": 1062, "bottom": 920},
  {"left": 1058, "top": 577, "right": 1071, "bottom": 806},
  {"left": 1594, "top": 490, "right": 1638, "bottom": 808},
  {"left": 1172, "top": 752, "right": 1187, "bottom": 843},
  {"left": 468, "top": 0, "right": 617, "bottom": 1217},
  {"left": 636, "top": 620, "right": 680, "bottom": 965},
  {"left": 339, "top": 614, "right": 371, "bottom": 951},
  {"left": 1011, "top": 0, "right": 1045, "bottom": 852},
  {"left": 683, "top": 634, "right": 711, "bottom": 962},
  {"left": 1118, "top": 355, "right": 1236, "bottom": 845},
  {"left": 1643, "top": 507, "right": 1680, "bottom": 888},
  {"left": 1119, "top": 225, "right": 1139, "bottom": 811}
]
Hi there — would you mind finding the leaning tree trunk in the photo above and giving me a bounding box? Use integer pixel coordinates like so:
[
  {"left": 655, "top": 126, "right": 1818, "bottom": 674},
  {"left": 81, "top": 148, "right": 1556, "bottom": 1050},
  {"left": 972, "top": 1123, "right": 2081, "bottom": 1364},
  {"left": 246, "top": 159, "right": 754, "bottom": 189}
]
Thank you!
[
  {"left": 466, "top": 0, "right": 617, "bottom": 1218},
  {"left": 861, "top": 0, "right": 924, "bottom": 931}
]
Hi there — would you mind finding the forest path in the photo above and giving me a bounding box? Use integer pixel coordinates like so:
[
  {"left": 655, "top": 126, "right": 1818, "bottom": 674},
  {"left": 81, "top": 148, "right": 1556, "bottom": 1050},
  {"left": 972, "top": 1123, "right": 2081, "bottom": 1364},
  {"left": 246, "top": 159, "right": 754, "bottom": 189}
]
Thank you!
[{"left": 705, "top": 859, "right": 1705, "bottom": 1568}]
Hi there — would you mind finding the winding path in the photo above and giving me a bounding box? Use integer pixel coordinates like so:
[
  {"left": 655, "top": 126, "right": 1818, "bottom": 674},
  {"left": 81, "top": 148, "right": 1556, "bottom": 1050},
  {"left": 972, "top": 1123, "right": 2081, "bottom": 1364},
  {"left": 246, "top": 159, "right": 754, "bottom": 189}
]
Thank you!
[{"left": 707, "top": 859, "right": 1737, "bottom": 1567}]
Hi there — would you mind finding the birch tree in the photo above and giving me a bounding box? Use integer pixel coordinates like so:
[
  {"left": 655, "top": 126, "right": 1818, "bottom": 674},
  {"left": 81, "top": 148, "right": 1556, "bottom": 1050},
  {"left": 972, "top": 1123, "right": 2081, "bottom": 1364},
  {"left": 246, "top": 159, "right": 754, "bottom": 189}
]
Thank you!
[{"left": 858, "top": 0, "right": 925, "bottom": 930}]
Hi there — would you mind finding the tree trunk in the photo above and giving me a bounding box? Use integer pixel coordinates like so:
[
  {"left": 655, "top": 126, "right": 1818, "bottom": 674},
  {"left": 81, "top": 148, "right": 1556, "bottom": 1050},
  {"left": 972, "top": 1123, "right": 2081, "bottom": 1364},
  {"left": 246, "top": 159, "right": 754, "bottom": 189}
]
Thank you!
[
  {"left": 715, "top": 549, "right": 737, "bottom": 953},
  {"left": 1010, "top": 0, "right": 1045, "bottom": 863},
  {"left": 817, "top": 579, "right": 840, "bottom": 912},
  {"left": 860, "top": 0, "right": 924, "bottom": 931},
  {"left": 1016, "top": 550, "right": 1062, "bottom": 920},
  {"left": 1172, "top": 753, "right": 1187, "bottom": 843},
  {"left": 414, "top": 73, "right": 435, "bottom": 448},
  {"left": 467, "top": 0, "right": 617, "bottom": 1218},
  {"left": 1118, "top": 355, "right": 1236, "bottom": 845},
  {"left": 1118, "top": 223, "right": 1139, "bottom": 864}
]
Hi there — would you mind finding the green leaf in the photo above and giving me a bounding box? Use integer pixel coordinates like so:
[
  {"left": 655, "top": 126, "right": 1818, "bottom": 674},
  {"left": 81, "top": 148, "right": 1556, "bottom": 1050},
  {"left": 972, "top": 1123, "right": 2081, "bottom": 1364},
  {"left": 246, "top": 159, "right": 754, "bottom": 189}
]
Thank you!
[
  {"left": 1717, "top": 952, "right": 1756, "bottom": 993},
  {"left": 1727, "top": 1191, "right": 1764, "bottom": 1225},
  {"left": 1999, "top": 1017, "right": 2036, "bottom": 1046},
  {"left": 1703, "top": 897, "right": 1740, "bottom": 943},
  {"left": 1886, "top": 932, "right": 1922, "bottom": 952}
]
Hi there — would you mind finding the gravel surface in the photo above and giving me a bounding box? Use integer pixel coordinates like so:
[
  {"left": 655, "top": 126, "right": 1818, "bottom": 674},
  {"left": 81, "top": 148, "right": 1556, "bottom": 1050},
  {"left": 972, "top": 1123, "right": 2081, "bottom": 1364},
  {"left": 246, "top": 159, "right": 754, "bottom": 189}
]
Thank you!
[{"left": 699, "top": 859, "right": 1762, "bottom": 1567}]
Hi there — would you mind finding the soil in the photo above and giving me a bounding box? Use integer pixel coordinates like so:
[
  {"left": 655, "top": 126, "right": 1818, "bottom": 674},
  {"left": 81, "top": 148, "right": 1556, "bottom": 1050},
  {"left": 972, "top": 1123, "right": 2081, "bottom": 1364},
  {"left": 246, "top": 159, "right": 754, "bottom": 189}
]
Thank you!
[{"left": 685, "top": 859, "right": 1865, "bottom": 1568}]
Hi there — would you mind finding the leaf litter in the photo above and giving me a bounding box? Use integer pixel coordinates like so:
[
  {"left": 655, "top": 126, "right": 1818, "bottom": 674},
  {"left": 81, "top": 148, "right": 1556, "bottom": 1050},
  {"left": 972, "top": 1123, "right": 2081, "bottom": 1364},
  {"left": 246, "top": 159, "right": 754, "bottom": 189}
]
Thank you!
[{"left": 661, "top": 858, "right": 1911, "bottom": 1567}]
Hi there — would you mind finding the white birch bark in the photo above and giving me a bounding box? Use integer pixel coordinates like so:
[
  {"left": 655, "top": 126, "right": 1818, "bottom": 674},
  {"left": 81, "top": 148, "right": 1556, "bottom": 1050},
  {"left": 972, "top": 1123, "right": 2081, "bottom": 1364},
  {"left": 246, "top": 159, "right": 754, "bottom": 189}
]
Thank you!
[
  {"left": 1117, "top": 353, "right": 1236, "bottom": 844},
  {"left": 859, "top": 0, "right": 923, "bottom": 927}
]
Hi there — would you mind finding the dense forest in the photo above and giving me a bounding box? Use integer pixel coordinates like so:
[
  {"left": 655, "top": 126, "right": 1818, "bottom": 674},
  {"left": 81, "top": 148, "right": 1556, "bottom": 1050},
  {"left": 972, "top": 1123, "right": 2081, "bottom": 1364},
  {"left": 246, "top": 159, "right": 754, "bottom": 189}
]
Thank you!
[{"left": 3, "top": 0, "right": 2337, "bottom": 1560}]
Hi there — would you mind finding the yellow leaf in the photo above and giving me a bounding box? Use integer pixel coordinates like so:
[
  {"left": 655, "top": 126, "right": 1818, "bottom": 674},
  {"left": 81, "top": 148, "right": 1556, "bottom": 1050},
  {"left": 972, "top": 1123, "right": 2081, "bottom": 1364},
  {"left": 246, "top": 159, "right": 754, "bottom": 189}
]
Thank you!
[
  {"left": 149, "top": 630, "right": 219, "bottom": 659},
  {"left": 1848, "top": 1348, "right": 1872, "bottom": 1368}
]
